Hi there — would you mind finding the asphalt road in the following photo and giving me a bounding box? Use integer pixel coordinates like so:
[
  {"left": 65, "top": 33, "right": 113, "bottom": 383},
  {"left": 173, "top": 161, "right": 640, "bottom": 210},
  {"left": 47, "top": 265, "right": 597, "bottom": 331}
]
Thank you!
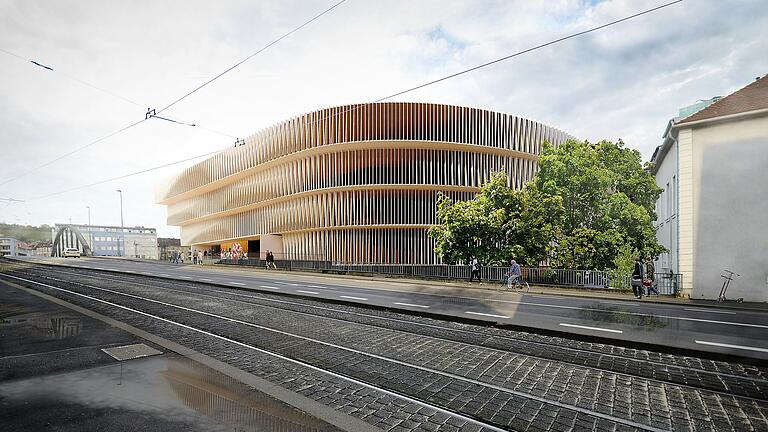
[
  {"left": 2, "top": 257, "right": 768, "bottom": 432},
  {"left": 12, "top": 256, "right": 768, "bottom": 361}
]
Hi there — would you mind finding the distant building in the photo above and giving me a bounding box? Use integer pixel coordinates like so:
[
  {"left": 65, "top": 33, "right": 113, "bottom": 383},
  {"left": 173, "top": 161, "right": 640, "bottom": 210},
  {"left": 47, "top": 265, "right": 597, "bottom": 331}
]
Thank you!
[
  {"left": 651, "top": 75, "right": 768, "bottom": 301},
  {"left": 677, "top": 96, "right": 722, "bottom": 118},
  {"left": 0, "top": 237, "right": 19, "bottom": 257},
  {"left": 28, "top": 241, "right": 52, "bottom": 257},
  {"left": 157, "top": 238, "right": 189, "bottom": 262},
  {"left": 52, "top": 224, "right": 158, "bottom": 259},
  {"left": 0, "top": 238, "right": 51, "bottom": 257}
]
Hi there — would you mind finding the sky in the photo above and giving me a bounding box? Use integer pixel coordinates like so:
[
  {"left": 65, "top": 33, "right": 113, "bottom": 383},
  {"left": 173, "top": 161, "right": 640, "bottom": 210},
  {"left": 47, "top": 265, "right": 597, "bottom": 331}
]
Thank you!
[{"left": 1, "top": 0, "right": 766, "bottom": 237}]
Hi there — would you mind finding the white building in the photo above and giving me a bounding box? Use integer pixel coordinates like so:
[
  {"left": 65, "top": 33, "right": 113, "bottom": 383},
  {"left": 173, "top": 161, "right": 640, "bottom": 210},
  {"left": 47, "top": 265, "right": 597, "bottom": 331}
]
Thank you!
[
  {"left": 651, "top": 75, "right": 768, "bottom": 302},
  {"left": 0, "top": 237, "right": 19, "bottom": 257}
]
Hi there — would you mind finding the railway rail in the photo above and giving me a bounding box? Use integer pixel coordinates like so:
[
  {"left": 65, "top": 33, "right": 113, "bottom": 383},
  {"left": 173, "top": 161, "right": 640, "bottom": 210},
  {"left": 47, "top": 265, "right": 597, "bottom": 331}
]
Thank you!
[{"left": 2, "top": 261, "right": 767, "bottom": 432}]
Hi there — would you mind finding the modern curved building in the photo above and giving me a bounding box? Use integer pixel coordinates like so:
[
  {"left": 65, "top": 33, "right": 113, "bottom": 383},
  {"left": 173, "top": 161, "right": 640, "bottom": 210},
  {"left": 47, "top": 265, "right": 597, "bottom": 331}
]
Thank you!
[{"left": 156, "top": 103, "right": 573, "bottom": 264}]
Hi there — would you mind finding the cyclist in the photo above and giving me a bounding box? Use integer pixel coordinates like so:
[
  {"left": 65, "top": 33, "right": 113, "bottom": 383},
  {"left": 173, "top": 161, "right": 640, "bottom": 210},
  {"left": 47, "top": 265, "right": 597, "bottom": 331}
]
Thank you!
[{"left": 506, "top": 259, "right": 522, "bottom": 290}]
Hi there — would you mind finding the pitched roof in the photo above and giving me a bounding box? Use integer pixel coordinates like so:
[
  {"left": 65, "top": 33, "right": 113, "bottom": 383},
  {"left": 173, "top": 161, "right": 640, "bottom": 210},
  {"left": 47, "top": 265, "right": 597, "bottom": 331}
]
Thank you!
[{"left": 677, "top": 74, "right": 768, "bottom": 125}]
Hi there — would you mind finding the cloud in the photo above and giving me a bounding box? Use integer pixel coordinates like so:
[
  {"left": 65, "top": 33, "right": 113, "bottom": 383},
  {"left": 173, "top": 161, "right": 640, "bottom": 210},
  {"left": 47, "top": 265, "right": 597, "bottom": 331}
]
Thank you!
[{"left": 0, "top": 0, "right": 766, "bottom": 236}]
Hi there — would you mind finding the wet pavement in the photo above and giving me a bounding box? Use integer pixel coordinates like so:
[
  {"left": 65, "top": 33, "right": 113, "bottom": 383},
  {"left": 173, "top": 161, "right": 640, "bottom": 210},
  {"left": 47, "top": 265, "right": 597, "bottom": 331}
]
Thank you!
[
  {"left": 11, "top": 256, "right": 768, "bottom": 360},
  {"left": 0, "top": 279, "right": 340, "bottom": 432}
]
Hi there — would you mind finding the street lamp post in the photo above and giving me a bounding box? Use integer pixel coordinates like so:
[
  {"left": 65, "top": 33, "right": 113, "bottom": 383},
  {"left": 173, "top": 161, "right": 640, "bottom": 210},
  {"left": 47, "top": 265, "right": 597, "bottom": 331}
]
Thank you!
[
  {"left": 86, "top": 206, "right": 92, "bottom": 257},
  {"left": 116, "top": 190, "right": 124, "bottom": 256}
]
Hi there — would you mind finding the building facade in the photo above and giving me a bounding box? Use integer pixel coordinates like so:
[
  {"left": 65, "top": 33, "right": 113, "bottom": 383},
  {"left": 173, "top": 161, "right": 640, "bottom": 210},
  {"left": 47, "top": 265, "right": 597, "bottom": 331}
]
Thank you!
[
  {"left": 0, "top": 237, "right": 19, "bottom": 257},
  {"left": 157, "top": 102, "right": 573, "bottom": 264},
  {"left": 157, "top": 237, "right": 190, "bottom": 262},
  {"left": 651, "top": 75, "right": 768, "bottom": 302},
  {"left": 52, "top": 224, "right": 158, "bottom": 259}
]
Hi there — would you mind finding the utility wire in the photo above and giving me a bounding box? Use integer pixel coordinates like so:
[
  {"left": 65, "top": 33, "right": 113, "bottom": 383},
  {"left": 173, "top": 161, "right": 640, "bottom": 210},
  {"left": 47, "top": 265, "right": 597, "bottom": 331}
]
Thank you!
[
  {"left": 1, "top": 47, "right": 144, "bottom": 107},
  {"left": 0, "top": 118, "right": 148, "bottom": 189},
  {"left": 155, "top": 0, "right": 347, "bottom": 115},
  {"left": 0, "top": 0, "right": 347, "bottom": 188},
  {"left": 373, "top": 0, "right": 683, "bottom": 102},
  {"left": 26, "top": 149, "right": 223, "bottom": 201},
  {"left": 14, "top": 0, "right": 679, "bottom": 201},
  {"left": 0, "top": 47, "right": 235, "bottom": 138},
  {"left": 236, "top": 0, "right": 686, "bottom": 146}
]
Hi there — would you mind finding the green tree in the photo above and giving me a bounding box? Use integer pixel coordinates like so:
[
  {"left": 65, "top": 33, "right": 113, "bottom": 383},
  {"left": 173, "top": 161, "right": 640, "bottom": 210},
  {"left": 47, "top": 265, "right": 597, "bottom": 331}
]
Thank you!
[
  {"left": 533, "top": 139, "right": 664, "bottom": 269},
  {"left": 429, "top": 172, "right": 560, "bottom": 266},
  {"left": 429, "top": 139, "right": 664, "bottom": 270},
  {"left": 0, "top": 223, "right": 53, "bottom": 243}
]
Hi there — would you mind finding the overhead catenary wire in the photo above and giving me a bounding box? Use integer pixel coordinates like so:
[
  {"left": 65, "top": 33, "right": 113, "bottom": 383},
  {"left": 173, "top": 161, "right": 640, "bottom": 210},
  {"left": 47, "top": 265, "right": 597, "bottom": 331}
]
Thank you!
[
  {"left": 0, "top": 118, "right": 148, "bottom": 189},
  {"left": 1, "top": 47, "right": 144, "bottom": 107},
  {"left": 279, "top": 0, "right": 685, "bottom": 136},
  {"left": 154, "top": 0, "right": 348, "bottom": 116},
  {"left": 0, "top": 48, "right": 237, "bottom": 139},
  {"left": 26, "top": 149, "right": 224, "bottom": 201},
  {"left": 0, "top": 0, "right": 347, "bottom": 189},
  {"left": 174, "top": 0, "right": 684, "bottom": 155},
  {"left": 14, "top": 0, "right": 680, "bottom": 201}
]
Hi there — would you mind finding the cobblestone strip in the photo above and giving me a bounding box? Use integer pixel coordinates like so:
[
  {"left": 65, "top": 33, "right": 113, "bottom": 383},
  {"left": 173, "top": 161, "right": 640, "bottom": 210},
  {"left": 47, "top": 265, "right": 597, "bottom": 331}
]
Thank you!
[
  {"left": 53, "top": 267, "right": 768, "bottom": 403},
  {"left": 5, "top": 272, "right": 650, "bottom": 432},
  {"left": 1, "top": 274, "right": 510, "bottom": 432},
  {"left": 9, "top": 265, "right": 768, "bottom": 432},
  {"left": 67, "top": 272, "right": 768, "bottom": 432},
  {"left": 37, "top": 265, "right": 768, "bottom": 386},
  {"left": 32, "top": 273, "right": 768, "bottom": 432}
]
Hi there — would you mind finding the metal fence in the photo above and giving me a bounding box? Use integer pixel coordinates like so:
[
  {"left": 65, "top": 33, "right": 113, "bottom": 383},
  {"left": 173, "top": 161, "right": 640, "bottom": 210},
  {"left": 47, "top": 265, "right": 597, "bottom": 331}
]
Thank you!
[{"left": 215, "top": 259, "right": 682, "bottom": 295}]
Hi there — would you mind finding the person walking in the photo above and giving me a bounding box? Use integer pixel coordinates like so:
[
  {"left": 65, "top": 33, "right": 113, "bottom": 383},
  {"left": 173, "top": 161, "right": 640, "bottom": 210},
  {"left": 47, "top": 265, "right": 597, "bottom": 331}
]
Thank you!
[
  {"left": 631, "top": 256, "right": 644, "bottom": 299},
  {"left": 469, "top": 256, "right": 482, "bottom": 283},
  {"left": 645, "top": 256, "right": 659, "bottom": 295},
  {"left": 506, "top": 259, "right": 522, "bottom": 290},
  {"left": 266, "top": 250, "right": 276, "bottom": 269}
]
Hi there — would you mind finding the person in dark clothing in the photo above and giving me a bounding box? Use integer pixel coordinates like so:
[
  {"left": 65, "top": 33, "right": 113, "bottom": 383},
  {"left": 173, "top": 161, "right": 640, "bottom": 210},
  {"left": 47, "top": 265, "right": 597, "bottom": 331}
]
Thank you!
[
  {"left": 469, "top": 256, "right": 482, "bottom": 283},
  {"left": 266, "top": 250, "right": 276, "bottom": 269},
  {"left": 631, "top": 256, "right": 644, "bottom": 299}
]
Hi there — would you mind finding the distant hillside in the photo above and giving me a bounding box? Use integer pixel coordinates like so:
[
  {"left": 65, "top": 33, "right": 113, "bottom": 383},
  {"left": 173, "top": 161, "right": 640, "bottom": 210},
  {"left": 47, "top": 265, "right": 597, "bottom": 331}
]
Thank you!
[{"left": 0, "top": 223, "right": 52, "bottom": 243}]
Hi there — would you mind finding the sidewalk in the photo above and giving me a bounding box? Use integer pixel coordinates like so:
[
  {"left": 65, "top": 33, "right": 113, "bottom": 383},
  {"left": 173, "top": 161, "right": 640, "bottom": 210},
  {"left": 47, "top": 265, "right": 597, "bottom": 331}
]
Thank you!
[{"left": 210, "top": 263, "right": 768, "bottom": 312}]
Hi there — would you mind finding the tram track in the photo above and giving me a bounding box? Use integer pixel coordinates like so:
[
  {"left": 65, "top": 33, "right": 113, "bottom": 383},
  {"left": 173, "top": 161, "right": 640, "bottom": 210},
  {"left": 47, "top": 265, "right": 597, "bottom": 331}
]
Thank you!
[
  {"left": 2, "top": 263, "right": 768, "bottom": 431},
  {"left": 14, "top": 264, "right": 768, "bottom": 395}
]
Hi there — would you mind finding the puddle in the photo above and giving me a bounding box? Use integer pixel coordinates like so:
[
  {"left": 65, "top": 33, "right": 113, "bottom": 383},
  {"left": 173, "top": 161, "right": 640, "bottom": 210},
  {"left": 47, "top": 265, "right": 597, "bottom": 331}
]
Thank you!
[
  {"left": 579, "top": 303, "right": 668, "bottom": 329},
  {"left": 0, "top": 354, "right": 339, "bottom": 431},
  {"left": 1, "top": 311, "right": 82, "bottom": 340}
]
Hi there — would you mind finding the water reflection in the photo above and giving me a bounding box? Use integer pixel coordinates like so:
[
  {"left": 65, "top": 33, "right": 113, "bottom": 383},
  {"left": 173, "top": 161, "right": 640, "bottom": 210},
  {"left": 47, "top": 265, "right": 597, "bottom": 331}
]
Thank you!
[
  {"left": 579, "top": 303, "right": 668, "bottom": 330},
  {"left": 0, "top": 312, "right": 82, "bottom": 339},
  {"left": 164, "top": 357, "right": 337, "bottom": 432},
  {"left": 0, "top": 354, "right": 338, "bottom": 432}
]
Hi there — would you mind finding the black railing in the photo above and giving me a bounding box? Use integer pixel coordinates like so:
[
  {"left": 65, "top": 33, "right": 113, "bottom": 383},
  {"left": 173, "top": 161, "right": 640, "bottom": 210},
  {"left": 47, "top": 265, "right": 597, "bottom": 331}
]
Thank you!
[{"left": 215, "top": 259, "right": 682, "bottom": 295}]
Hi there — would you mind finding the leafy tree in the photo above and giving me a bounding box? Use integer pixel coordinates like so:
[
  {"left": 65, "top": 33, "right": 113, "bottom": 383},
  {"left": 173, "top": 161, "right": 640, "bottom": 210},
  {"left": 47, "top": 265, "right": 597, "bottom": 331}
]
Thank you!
[
  {"left": 609, "top": 243, "right": 638, "bottom": 291},
  {"left": 532, "top": 139, "right": 664, "bottom": 269},
  {"left": 429, "top": 172, "right": 559, "bottom": 266},
  {"left": 0, "top": 223, "right": 53, "bottom": 243},
  {"left": 430, "top": 139, "right": 664, "bottom": 270}
]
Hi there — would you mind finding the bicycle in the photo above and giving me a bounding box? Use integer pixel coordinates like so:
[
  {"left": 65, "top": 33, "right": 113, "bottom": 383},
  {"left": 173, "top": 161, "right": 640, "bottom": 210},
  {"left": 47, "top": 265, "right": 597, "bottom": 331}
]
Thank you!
[{"left": 502, "top": 274, "right": 529, "bottom": 292}]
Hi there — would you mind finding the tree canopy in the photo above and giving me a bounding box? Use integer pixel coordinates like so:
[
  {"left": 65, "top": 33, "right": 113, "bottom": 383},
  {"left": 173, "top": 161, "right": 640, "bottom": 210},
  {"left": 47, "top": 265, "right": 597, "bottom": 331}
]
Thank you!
[{"left": 429, "top": 139, "right": 664, "bottom": 269}]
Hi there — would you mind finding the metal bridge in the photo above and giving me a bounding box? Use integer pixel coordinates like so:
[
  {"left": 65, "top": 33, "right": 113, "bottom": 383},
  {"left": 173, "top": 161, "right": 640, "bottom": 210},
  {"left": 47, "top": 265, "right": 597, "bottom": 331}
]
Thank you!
[{"left": 51, "top": 224, "right": 92, "bottom": 257}]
